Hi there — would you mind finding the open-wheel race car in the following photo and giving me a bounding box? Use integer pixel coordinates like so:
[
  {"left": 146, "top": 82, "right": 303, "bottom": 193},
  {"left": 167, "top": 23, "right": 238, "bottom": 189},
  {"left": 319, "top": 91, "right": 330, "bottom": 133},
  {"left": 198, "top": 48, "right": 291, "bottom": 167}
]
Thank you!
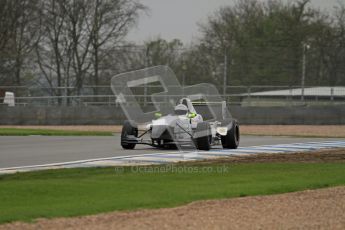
[{"left": 121, "top": 98, "right": 240, "bottom": 151}]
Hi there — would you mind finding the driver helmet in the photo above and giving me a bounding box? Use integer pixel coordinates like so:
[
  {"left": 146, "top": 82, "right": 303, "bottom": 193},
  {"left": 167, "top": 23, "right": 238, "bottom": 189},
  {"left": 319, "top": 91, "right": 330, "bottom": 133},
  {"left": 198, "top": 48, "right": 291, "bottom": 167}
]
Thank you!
[{"left": 174, "top": 104, "right": 188, "bottom": 116}]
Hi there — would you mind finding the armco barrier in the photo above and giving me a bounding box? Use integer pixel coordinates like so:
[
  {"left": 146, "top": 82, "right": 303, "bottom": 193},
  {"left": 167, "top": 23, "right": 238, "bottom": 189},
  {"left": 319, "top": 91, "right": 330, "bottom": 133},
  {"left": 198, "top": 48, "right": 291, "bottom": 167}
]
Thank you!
[{"left": 0, "top": 105, "right": 344, "bottom": 125}]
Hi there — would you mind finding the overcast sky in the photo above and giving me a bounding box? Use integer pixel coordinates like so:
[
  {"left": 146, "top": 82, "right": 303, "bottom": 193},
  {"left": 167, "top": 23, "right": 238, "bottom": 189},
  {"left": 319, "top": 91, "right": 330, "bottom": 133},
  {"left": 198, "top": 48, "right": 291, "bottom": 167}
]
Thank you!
[{"left": 126, "top": 0, "right": 342, "bottom": 45}]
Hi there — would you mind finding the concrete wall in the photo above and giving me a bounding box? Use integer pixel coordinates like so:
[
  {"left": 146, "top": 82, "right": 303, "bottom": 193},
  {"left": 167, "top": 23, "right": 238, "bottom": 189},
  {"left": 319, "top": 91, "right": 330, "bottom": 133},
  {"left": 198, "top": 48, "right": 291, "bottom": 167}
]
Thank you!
[
  {"left": 0, "top": 106, "right": 124, "bottom": 125},
  {"left": 229, "top": 106, "right": 345, "bottom": 125},
  {"left": 0, "top": 105, "right": 344, "bottom": 125}
]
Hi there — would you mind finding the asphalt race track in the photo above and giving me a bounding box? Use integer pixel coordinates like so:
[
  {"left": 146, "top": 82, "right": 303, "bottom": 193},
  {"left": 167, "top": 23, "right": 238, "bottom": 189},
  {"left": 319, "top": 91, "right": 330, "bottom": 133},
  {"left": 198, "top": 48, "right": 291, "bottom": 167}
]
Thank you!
[{"left": 0, "top": 135, "right": 343, "bottom": 169}]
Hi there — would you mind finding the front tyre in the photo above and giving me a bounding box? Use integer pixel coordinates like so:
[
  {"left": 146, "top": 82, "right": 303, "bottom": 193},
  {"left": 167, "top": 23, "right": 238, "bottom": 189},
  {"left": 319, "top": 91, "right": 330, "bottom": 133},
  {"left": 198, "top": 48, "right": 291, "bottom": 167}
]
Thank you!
[
  {"left": 221, "top": 121, "right": 240, "bottom": 149},
  {"left": 194, "top": 122, "right": 211, "bottom": 151},
  {"left": 121, "top": 121, "right": 138, "bottom": 150}
]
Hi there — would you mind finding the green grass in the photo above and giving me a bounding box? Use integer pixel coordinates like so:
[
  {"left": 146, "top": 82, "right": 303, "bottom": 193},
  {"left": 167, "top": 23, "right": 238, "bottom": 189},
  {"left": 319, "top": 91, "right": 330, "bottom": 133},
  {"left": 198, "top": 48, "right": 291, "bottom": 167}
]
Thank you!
[
  {"left": 0, "top": 163, "right": 345, "bottom": 224},
  {"left": 0, "top": 128, "right": 112, "bottom": 136}
]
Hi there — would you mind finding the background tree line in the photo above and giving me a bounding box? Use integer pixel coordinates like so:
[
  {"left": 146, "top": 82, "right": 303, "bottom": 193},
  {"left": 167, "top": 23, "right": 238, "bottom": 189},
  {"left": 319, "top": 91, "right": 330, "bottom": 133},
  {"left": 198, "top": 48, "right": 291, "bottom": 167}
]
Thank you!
[
  {"left": 193, "top": 0, "right": 345, "bottom": 87},
  {"left": 0, "top": 0, "right": 145, "bottom": 99},
  {"left": 136, "top": 0, "right": 345, "bottom": 89},
  {"left": 0, "top": 0, "right": 345, "bottom": 100}
]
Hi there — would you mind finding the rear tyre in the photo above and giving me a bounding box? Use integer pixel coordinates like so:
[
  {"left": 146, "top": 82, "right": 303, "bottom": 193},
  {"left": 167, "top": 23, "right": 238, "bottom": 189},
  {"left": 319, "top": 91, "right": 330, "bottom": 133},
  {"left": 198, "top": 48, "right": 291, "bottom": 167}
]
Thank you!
[
  {"left": 221, "top": 121, "right": 240, "bottom": 149},
  {"left": 163, "top": 140, "right": 178, "bottom": 150},
  {"left": 194, "top": 122, "right": 211, "bottom": 151},
  {"left": 121, "top": 121, "right": 138, "bottom": 150}
]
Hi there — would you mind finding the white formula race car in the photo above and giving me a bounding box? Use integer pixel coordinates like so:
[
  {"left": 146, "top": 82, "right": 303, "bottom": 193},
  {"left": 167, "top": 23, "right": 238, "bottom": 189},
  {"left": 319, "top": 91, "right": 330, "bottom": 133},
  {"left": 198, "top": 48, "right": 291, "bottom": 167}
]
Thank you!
[{"left": 121, "top": 98, "right": 239, "bottom": 151}]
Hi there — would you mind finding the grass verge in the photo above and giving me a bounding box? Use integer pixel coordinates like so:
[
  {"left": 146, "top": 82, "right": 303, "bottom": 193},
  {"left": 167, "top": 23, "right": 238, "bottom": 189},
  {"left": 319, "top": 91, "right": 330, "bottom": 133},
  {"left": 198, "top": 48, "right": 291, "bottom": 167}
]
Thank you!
[
  {"left": 0, "top": 128, "right": 113, "bottom": 136},
  {"left": 0, "top": 162, "right": 345, "bottom": 224},
  {"left": 2, "top": 125, "right": 345, "bottom": 138}
]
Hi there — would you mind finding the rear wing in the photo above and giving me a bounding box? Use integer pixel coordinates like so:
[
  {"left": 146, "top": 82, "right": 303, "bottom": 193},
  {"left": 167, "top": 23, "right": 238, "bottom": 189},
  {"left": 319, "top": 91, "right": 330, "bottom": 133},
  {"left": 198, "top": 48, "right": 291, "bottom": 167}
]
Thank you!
[{"left": 191, "top": 101, "right": 231, "bottom": 121}]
